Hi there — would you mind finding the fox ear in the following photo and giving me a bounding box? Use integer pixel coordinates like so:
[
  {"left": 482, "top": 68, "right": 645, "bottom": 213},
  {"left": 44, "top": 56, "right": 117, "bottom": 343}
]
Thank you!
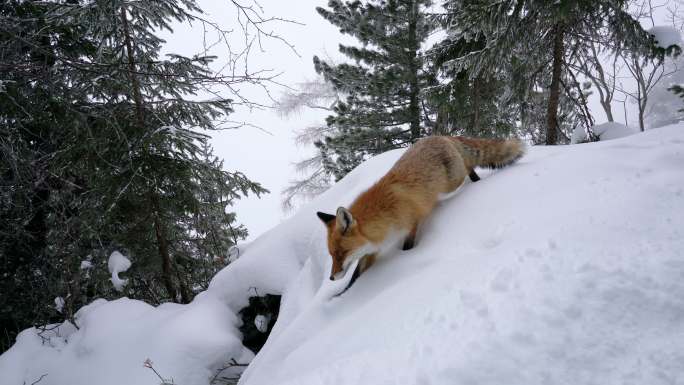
[
  {"left": 336, "top": 207, "right": 354, "bottom": 234},
  {"left": 316, "top": 211, "right": 336, "bottom": 225}
]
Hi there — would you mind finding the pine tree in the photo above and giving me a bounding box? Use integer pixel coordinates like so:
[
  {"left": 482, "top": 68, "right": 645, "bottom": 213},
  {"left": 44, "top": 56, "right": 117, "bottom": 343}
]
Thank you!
[{"left": 314, "top": 0, "right": 437, "bottom": 180}]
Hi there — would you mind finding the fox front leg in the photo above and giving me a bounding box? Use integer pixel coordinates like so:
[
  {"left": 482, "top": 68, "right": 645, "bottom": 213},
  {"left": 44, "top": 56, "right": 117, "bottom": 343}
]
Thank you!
[
  {"left": 345, "top": 253, "right": 377, "bottom": 291},
  {"left": 347, "top": 266, "right": 361, "bottom": 290},
  {"left": 358, "top": 253, "right": 376, "bottom": 274}
]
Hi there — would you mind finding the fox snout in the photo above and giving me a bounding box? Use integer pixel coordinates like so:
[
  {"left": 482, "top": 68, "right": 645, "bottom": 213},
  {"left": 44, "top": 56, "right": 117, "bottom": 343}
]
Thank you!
[{"left": 330, "top": 260, "right": 344, "bottom": 281}]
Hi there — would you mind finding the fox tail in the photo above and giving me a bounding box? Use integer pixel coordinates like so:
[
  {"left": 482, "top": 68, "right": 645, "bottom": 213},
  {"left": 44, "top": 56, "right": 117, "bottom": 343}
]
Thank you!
[{"left": 452, "top": 136, "right": 526, "bottom": 169}]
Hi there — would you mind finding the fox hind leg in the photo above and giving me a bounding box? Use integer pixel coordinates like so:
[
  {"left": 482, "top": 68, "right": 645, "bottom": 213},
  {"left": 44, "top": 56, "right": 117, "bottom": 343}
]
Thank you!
[
  {"left": 402, "top": 223, "right": 419, "bottom": 250},
  {"left": 402, "top": 235, "right": 415, "bottom": 250},
  {"left": 468, "top": 169, "right": 481, "bottom": 182}
]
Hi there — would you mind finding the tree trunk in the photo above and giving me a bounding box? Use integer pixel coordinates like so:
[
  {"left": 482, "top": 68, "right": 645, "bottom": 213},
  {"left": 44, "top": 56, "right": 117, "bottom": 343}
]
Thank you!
[
  {"left": 638, "top": 97, "right": 646, "bottom": 132},
  {"left": 120, "top": 6, "right": 145, "bottom": 126},
  {"left": 471, "top": 75, "right": 482, "bottom": 134},
  {"left": 602, "top": 100, "right": 614, "bottom": 122},
  {"left": 152, "top": 197, "right": 178, "bottom": 302},
  {"left": 434, "top": 109, "right": 448, "bottom": 135},
  {"left": 590, "top": 42, "right": 614, "bottom": 122},
  {"left": 546, "top": 24, "right": 564, "bottom": 145},
  {"left": 637, "top": 69, "right": 646, "bottom": 132},
  {"left": 122, "top": 5, "right": 179, "bottom": 302},
  {"left": 66, "top": 256, "right": 81, "bottom": 323},
  {"left": 176, "top": 269, "right": 192, "bottom": 304},
  {"left": 407, "top": 0, "right": 421, "bottom": 142}
]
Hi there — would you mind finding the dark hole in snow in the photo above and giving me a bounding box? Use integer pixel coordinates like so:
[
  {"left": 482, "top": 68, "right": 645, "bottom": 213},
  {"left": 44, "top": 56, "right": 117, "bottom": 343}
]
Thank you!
[{"left": 238, "top": 294, "right": 281, "bottom": 354}]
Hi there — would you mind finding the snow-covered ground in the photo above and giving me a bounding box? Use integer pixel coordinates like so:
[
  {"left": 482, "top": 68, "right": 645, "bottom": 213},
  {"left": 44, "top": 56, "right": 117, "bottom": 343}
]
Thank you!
[
  {"left": 571, "top": 121, "right": 639, "bottom": 143},
  {"left": 2, "top": 124, "right": 684, "bottom": 385}
]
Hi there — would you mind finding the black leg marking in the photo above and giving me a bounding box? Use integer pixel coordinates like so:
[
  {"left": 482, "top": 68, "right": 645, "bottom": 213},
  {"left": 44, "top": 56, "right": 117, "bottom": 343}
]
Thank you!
[
  {"left": 468, "top": 169, "right": 481, "bottom": 182},
  {"left": 349, "top": 265, "right": 360, "bottom": 286},
  {"left": 334, "top": 265, "right": 360, "bottom": 297},
  {"left": 402, "top": 236, "right": 415, "bottom": 251}
]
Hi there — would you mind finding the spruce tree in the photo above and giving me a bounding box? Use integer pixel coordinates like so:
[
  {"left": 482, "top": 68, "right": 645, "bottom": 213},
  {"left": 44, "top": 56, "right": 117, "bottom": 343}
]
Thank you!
[
  {"left": 0, "top": 0, "right": 102, "bottom": 350},
  {"left": 50, "top": 0, "right": 267, "bottom": 303},
  {"left": 314, "top": 0, "right": 437, "bottom": 180},
  {"left": 0, "top": 0, "right": 280, "bottom": 350},
  {"left": 428, "top": 26, "right": 518, "bottom": 137},
  {"left": 440, "top": 0, "right": 661, "bottom": 144}
]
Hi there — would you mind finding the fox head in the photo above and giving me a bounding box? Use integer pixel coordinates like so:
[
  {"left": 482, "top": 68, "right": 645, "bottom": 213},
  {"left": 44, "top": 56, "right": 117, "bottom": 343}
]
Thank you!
[{"left": 317, "top": 207, "right": 372, "bottom": 281}]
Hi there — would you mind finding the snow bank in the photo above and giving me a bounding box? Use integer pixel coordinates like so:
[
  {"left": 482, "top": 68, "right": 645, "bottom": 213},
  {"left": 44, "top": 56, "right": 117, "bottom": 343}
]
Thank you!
[
  {"left": 571, "top": 121, "right": 638, "bottom": 143},
  {"left": 0, "top": 173, "right": 314, "bottom": 385},
  {"left": 2, "top": 124, "right": 684, "bottom": 385},
  {"left": 649, "top": 25, "right": 682, "bottom": 49},
  {"left": 0, "top": 295, "right": 253, "bottom": 385}
]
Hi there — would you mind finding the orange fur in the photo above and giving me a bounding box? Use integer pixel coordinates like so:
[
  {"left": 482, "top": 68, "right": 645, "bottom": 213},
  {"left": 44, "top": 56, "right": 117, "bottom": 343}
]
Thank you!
[{"left": 317, "top": 135, "right": 525, "bottom": 281}]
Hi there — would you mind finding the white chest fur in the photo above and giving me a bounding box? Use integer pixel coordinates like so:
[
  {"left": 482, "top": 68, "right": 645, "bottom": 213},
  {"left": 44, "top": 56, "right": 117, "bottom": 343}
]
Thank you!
[
  {"left": 339, "top": 228, "right": 408, "bottom": 278},
  {"left": 375, "top": 228, "right": 409, "bottom": 257}
]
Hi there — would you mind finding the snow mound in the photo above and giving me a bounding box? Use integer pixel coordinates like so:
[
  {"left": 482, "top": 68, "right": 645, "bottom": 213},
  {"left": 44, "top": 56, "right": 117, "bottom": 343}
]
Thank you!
[
  {"left": 241, "top": 124, "right": 684, "bottom": 385},
  {"left": 649, "top": 25, "right": 682, "bottom": 49},
  {"left": 2, "top": 124, "right": 684, "bottom": 385},
  {"left": 571, "top": 121, "right": 638, "bottom": 143},
  {"left": 0, "top": 295, "right": 253, "bottom": 385}
]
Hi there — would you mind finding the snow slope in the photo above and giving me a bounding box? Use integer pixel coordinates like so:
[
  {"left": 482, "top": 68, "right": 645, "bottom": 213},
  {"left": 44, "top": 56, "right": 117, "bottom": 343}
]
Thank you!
[
  {"left": 2, "top": 124, "right": 684, "bottom": 385},
  {"left": 239, "top": 124, "right": 684, "bottom": 385},
  {"left": 571, "top": 121, "right": 638, "bottom": 144}
]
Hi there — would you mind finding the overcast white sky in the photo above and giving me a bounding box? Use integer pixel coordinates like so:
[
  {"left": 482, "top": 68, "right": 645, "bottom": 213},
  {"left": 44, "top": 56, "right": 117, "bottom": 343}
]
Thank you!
[
  {"left": 163, "top": 0, "right": 345, "bottom": 240},
  {"left": 162, "top": 0, "right": 680, "bottom": 242},
  {"left": 204, "top": 1, "right": 337, "bottom": 241}
]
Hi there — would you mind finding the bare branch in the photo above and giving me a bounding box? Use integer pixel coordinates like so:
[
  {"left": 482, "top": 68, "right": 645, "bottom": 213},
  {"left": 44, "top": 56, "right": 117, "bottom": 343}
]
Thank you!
[{"left": 25, "top": 374, "right": 48, "bottom": 385}]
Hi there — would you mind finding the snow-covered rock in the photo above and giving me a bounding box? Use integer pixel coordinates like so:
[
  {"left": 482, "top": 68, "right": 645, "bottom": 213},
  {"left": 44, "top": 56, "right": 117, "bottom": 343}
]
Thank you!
[
  {"left": 2, "top": 124, "right": 684, "bottom": 385},
  {"left": 571, "top": 121, "right": 638, "bottom": 143}
]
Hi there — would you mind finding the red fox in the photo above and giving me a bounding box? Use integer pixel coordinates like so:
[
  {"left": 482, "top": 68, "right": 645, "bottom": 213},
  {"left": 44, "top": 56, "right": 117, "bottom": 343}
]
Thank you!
[{"left": 317, "top": 135, "right": 525, "bottom": 281}]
